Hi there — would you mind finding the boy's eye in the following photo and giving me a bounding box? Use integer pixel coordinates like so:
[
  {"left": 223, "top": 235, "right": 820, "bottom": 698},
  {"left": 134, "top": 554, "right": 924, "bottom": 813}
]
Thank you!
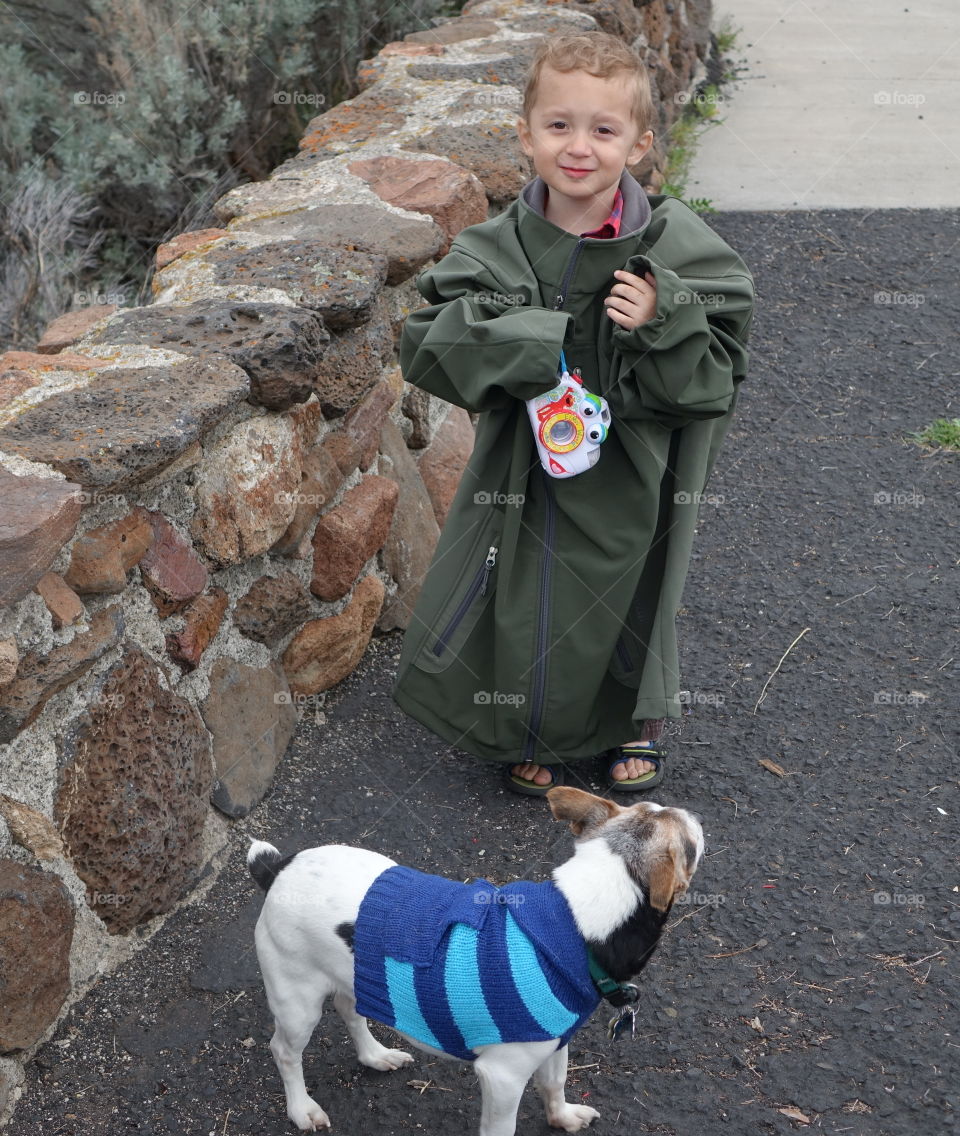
[{"left": 548, "top": 120, "right": 567, "bottom": 130}]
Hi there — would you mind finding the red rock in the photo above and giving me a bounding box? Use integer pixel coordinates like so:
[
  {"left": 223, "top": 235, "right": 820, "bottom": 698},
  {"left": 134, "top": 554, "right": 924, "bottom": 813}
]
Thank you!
[
  {"left": 134, "top": 509, "right": 209, "bottom": 616},
  {"left": 34, "top": 572, "right": 84, "bottom": 630},
  {"left": 341, "top": 371, "right": 403, "bottom": 473},
  {"left": 155, "top": 228, "right": 229, "bottom": 270},
  {"left": 271, "top": 441, "right": 348, "bottom": 559},
  {"left": 0, "top": 470, "right": 84, "bottom": 607},
  {"left": 233, "top": 572, "right": 314, "bottom": 647},
  {"left": 282, "top": 574, "right": 385, "bottom": 695},
  {"left": 0, "top": 350, "right": 108, "bottom": 373},
  {"left": 0, "top": 860, "right": 74, "bottom": 1049},
  {"left": 346, "top": 155, "right": 487, "bottom": 255},
  {"left": 165, "top": 587, "right": 229, "bottom": 670},
  {"left": 310, "top": 477, "right": 399, "bottom": 602},
  {"left": 324, "top": 430, "right": 363, "bottom": 478},
  {"left": 417, "top": 405, "right": 475, "bottom": 527},
  {"left": 63, "top": 511, "right": 154, "bottom": 595},
  {"left": 35, "top": 306, "right": 118, "bottom": 354},
  {"left": 0, "top": 369, "right": 42, "bottom": 406}
]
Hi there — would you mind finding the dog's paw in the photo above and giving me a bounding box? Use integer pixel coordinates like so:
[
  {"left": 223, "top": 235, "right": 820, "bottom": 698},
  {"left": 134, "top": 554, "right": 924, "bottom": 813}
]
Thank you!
[
  {"left": 362, "top": 1046, "right": 415, "bottom": 1072},
  {"left": 547, "top": 1104, "right": 601, "bottom": 1132},
  {"left": 289, "top": 1101, "right": 331, "bottom": 1131}
]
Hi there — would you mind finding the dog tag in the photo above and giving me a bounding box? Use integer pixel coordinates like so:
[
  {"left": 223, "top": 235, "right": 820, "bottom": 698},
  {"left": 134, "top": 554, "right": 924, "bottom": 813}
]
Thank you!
[{"left": 607, "top": 1006, "right": 637, "bottom": 1042}]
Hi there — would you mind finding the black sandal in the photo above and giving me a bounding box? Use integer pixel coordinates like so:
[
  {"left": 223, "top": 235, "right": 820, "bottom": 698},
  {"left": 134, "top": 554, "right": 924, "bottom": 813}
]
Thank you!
[
  {"left": 503, "top": 763, "right": 564, "bottom": 797},
  {"left": 607, "top": 744, "right": 665, "bottom": 792}
]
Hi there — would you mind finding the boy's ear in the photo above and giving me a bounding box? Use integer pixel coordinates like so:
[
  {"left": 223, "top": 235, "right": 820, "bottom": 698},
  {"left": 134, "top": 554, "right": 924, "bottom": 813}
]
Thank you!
[
  {"left": 628, "top": 129, "right": 655, "bottom": 168},
  {"left": 516, "top": 117, "right": 534, "bottom": 157}
]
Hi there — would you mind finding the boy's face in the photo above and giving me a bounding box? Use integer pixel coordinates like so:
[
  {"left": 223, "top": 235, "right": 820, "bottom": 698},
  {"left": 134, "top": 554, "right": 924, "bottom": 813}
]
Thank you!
[{"left": 517, "top": 66, "right": 653, "bottom": 216}]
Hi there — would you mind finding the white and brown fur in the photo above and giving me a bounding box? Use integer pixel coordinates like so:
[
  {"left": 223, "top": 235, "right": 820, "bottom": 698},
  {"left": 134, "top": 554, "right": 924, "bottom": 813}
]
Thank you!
[{"left": 248, "top": 787, "right": 704, "bottom": 1136}]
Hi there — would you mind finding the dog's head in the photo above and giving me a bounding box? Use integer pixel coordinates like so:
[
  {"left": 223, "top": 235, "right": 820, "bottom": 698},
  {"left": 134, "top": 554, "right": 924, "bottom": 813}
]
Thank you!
[{"left": 547, "top": 787, "right": 703, "bottom": 913}]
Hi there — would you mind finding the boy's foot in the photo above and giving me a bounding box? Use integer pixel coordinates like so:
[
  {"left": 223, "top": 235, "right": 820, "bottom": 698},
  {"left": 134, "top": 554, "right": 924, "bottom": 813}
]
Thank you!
[
  {"left": 505, "top": 763, "right": 563, "bottom": 796},
  {"left": 607, "top": 741, "right": 665, "bottom": 791}
]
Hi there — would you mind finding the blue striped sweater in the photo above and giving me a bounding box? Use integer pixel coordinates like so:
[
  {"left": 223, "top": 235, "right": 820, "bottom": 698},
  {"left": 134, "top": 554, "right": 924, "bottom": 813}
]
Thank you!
[{"left": 353, "top": 865, "right": 600, "bottom": 1061}]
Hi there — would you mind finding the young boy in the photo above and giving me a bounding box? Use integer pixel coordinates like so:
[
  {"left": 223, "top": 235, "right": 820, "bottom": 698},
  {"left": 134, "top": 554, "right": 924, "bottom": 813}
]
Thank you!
[{"left": 393, "top": 31, "right": 754, "bottom": 795}]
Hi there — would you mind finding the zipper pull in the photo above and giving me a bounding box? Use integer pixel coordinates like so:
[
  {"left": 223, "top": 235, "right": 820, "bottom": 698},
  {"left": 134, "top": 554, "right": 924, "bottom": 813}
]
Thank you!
[
  {"left": 553, "top": 294, "right": 564, "bottom": 311},
  {"left": 480, "top": 545, "right": 498, "bottom": 595}
]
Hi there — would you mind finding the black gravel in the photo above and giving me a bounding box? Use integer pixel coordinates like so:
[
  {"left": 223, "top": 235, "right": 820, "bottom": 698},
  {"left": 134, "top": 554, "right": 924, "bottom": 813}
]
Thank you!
[{"left": 11, "top": 208, "right": 959, "bottom": 1136}]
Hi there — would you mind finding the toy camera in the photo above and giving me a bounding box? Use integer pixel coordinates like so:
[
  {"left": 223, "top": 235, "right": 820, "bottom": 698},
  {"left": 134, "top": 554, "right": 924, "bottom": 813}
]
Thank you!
[{"left": 526, "top": 368, "right": 611, "bottom": 479}]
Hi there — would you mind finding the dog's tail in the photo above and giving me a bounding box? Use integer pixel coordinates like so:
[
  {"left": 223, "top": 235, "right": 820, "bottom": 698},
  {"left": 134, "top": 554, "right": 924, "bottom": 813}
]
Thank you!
[{"left": 247, "top": 839, "right": 289, "bottom": 893}]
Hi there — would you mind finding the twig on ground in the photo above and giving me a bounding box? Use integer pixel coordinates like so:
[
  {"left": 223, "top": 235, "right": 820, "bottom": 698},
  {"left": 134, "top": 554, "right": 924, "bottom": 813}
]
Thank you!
[{"left": 754, "top": 628, "right": 811, "bottom": 713}]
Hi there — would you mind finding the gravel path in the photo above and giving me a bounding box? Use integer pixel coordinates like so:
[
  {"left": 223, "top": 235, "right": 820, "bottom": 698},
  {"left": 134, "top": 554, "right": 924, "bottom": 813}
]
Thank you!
[{"left": 11, "top": 208, "right": 959, "bottom": 1136}]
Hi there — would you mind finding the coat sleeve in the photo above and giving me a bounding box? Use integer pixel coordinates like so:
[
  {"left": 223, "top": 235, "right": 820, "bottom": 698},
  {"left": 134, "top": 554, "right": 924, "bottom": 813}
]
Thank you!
[
  {"left": 608, "top": 248, "right": 754, "bottom": 425},
  {"left": 399, "top": 246, "right": 573, "bottom": 413}
]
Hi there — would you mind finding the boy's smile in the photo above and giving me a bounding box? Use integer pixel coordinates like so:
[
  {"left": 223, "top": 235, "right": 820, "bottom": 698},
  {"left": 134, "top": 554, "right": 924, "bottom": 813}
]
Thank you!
[{"left": 517, "top": 66, "right": 654, "bottom": 234}]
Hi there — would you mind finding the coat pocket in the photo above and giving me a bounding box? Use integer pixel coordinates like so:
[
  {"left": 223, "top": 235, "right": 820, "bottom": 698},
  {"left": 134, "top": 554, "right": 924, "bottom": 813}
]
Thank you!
[
  {"left": 414, "top": 513, "right": 502, "bottom": 674},
  {"left": 609, "top": 631, "right": 642, "bottom": 688}
]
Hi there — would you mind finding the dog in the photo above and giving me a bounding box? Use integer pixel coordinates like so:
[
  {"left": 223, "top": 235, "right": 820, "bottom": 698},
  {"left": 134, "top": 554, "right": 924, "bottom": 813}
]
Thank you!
[{"left": 248, "top": 787, "right": 704, "bottom": 1136}]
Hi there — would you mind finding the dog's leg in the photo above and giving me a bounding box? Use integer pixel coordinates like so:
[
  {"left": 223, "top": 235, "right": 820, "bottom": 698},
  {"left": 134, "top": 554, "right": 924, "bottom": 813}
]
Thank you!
[
  {"left": 533, "top": 1044, "right": 600, "bottom": 1132},
  {"left": 266, "top": 980, "right": 333, "bottom": 1131},
  {"left": 474, "top": 1041, "right": 557, "bottom": 1136},
  {"left": 332, "top": 990, "right": 414, "bottom": 1072}
]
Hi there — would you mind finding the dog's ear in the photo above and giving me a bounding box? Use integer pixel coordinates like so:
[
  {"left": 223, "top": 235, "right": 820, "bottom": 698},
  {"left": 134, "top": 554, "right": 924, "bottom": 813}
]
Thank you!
[
  {"left": 547, "top": 787, "right": 621, "bottom": 835},
  {"left": 646, "top": 850, "right": 682, "bottom": 912}
]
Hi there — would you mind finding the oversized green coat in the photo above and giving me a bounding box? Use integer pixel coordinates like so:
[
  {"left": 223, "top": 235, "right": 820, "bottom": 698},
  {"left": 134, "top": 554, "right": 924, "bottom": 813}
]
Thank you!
[{"left": 393, "top": 173, "right": 754, "bottom": 764}]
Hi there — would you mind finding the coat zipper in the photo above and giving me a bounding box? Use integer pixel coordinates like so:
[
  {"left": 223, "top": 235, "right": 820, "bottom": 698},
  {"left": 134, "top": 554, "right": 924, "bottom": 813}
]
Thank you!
[
  {"left": 553, "top": 239, "right": 587, "bottom": 312},
  {"left": 432, "top": 546, "right": 498, "bottom": 657}
]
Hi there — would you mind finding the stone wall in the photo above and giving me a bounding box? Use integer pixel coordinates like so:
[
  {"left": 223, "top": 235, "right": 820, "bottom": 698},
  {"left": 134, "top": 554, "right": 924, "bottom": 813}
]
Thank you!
[{"left": 0, "top": 0, "right": 713, "bottom": 1121}]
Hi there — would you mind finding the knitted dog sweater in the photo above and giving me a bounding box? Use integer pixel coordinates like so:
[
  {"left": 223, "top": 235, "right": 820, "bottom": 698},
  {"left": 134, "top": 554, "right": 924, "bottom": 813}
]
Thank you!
[{"left": 353, "top": 865, "right": 600, "bottom": 1061}]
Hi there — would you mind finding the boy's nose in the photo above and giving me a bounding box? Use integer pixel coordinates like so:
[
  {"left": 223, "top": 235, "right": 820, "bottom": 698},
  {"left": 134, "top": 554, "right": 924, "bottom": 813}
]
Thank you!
[{"left": 564, "top": 132, "right": 592, "bottom": 157}]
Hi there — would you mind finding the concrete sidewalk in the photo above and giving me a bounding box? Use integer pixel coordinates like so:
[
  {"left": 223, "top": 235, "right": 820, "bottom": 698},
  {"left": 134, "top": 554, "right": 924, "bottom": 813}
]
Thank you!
[{"left": 686, "top": 0, "right": 960, "bottom": 209}]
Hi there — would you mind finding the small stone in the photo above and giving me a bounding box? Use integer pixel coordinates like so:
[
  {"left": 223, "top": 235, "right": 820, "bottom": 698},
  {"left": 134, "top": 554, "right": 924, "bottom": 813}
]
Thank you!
[
  {"left": 271, "top": 440, "right": 348, "bottom": 559},
  {"left": 310, "top": 476, "right": 399, "bottom": 602},
  {"left": 63, "top": 511, "right": 154, "bottom": 595},
  {"left": 0, "top": 640, "right": 17, "bottom": 687},
  {"left": 202, "top": 658, "right": 298, "bottom": 818},
  {"left": 0, "top": 470, "right": 84, "bottom": 607},
  {"left": 282, "top": 574, "right": 385, "bottom": 695},
  {"left": 35, "top": 306, "right": 118, "bottom": 354},
  {"left": 135, "top": 509, "right": 209, "bottom": 616},
  {"left": 233, "top": 573, "right": 314, "bottom": 647},
  {"left": 0, "top": 795, "right": 64, "bottom": 860},
  {"left": 0, "top": 860, "right": 74, "bottom": 1050},
  {"left": 165, "top": 588, "right": 229, "bottom": 670},
  {"left": 155, "top": 228, "right": 230, "bottom": 270},
  {"left": 0, "top": 605, "right": 125, "bottom": 744},
  {"left": 341, "top": 371, "right": 403, "bottom": 472},
  {"left": 315, "top": 299, "right": 393, "bottom": 418},
  {"left": 34, "top": 572, "right": 84, "bottom": 629}
]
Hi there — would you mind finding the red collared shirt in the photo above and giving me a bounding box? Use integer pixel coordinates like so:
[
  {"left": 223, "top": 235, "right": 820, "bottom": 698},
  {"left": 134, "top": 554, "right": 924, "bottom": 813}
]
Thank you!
[{"left": 580, "top": 188, "right": 623, "bottom": 239}]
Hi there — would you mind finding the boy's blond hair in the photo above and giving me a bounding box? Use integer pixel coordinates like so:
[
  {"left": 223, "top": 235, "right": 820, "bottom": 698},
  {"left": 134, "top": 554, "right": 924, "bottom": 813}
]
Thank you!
[{"left": 522, "top": 32, "right": 655, "bottom": 134}]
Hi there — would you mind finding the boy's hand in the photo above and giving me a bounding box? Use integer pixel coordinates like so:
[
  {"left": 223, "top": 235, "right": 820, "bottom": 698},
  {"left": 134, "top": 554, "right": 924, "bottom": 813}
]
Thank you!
[{"left": 604, "top": 268, "right": 657, "bottom": 330}]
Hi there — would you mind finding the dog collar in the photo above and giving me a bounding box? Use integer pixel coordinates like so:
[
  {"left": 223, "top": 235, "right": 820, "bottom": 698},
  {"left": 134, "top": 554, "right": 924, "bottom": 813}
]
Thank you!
[{"left": 587, "top": 949, "right": 640, "bottom": 1008}]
